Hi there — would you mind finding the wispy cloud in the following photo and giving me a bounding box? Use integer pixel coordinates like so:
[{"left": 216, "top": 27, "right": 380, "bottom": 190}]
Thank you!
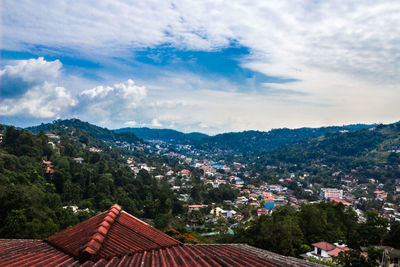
[{"left": 2, "top": 1, "right": 400, "bottom": 132}]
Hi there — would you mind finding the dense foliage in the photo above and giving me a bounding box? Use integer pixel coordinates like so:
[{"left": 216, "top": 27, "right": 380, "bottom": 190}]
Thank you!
[
  {"left": 220, "top": 202, "right": 396, "bottom": 258},
  {"left": 0, "top": 125, "right": 183, "bottom": 238},
  {"left": 196, "top": 124, "right": 375, "bottom": 155},
  {"left": 27, "top": 119, "right": 141, "bottom": 144},
  {"left": 116, "top": 127, "right": 208, "bottom": 142}
]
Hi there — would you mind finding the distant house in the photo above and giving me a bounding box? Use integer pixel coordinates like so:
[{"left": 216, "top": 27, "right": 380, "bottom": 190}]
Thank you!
[
  {"left": 382, "top": 246, "right": 400, "bottom": 267},
  {"left": 257, "top": 208, "right": 269, "bottom": 216},
  {"left": 73, "top": 157, "right": 84, "bottom": 164},
  {"left": 306, "top": 241, "right": 350, "bottom": 260},
  {"left": 42, "top": 160, "right": 55, "bottom": 174},
  {"left": 329, "top": 197, "right": 352, "bottom": 206},
  {"left": 320, "top": 188, "right": 343, "bottom": 199},
  {"left": 187, "top": 204, "right": 207, "bottom": 213},
  {"left": 179, "top": 169, "right": 191, "bottom": 177},
  {"left": 89, "top": 147, "right": 103, "bottom": 153}
]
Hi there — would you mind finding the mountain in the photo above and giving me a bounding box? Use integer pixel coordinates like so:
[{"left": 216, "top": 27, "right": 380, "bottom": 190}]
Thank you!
[
  {"left": 114, "top": 127, "right": 208, "bottom": 142},
  {"left": 26, "top": 119, "right": 141, "bottom": 144},
  {"left": 196, "top": 124, "right": 376, "bottom": 154}
]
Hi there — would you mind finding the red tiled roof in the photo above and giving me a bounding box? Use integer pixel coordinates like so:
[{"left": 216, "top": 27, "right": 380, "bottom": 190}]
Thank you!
[
  {"left": 330, "top": 197, "right": 352, "bottom": 206},
  {"left": 328, "top": 247, "right": 350, "bottom": 257},
  {"left": 0, "top": 239, "right": 78, "bottom": 267},
  {"left": 46, "top": 204, "right": 181, "bottom": 261},
  {"left": 0, "top": 205, "right": 320, "bottom": 266},
  {"left": 312, "top": 242, "right": 336, "bottom": 251},
  {"left": 86, "top": 245, "right": 278, "bottom": 267}
]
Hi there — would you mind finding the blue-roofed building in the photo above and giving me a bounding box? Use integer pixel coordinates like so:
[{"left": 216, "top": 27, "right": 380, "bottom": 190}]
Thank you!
[{"left": 264, "top": 202, "right": 275, "bottom": 209}]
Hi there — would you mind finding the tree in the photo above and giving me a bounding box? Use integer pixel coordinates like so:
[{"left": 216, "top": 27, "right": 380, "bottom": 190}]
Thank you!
[{"left": 359, "top": 211, "right": 388, "bottom": 246}]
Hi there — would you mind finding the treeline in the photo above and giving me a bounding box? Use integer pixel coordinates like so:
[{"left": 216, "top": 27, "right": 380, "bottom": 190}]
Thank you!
[
  {"left": 196, "top": 124, "right": 375, "bottom": 156},
  {"left": 219, "top": 202, "right": 400, "bottom": 257},
  {"left": 0, "top": 125, "right": 183, "bottom": 239},
  {"left": 27, "top": 118, "right": 141, "bottom": 144}
]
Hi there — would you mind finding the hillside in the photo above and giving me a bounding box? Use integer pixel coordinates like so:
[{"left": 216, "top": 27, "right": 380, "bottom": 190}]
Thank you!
[
  {"left": 251, "top": 123, "right": 400, "bottom": 186},
  {"left": 196, "top": 124, "right": 375, "bottom": 155},
  {"left": 115, "top": 127, "right": 208, "bottom": 142},
  {"left": 27, "top": 119, "right": 141, "bottom": 145},
  {"left": 0, "top": 124, "right": 184, "bottom": 239}
]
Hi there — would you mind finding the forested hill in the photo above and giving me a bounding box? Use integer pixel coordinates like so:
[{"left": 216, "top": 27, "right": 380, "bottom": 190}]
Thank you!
[
  {"left": 0, "top": 124, "right": 184, "bottom": 239},
  {"left": 196, "top": 124, "right": 375, "bottom": 154},
  {"left": 27, "top": 119, "right": 141, "bottom": 144},
  {"left": 115, "top": 127, "right": 208, "bottom": 142},
  {"left": 252, "top": 123, "right": 400, "bottom": 185},
  {"left": 28, "top": 119, "right": 377, "bottom": 154}
]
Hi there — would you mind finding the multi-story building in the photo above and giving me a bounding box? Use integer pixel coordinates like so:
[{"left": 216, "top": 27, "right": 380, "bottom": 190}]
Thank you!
[{"left": 320, "top": 188, "right": 343, "bottom": 199}]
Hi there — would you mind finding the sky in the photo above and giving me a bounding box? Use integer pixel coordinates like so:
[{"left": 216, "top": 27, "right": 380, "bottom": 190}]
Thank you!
[{"left": 1, "top": 0, "right": 400, "bottom": 135}]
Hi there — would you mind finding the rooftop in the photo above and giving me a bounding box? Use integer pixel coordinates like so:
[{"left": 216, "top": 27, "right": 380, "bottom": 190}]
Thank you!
[{"left": 0, "top": 204, "right": 324, "bottom": 266}]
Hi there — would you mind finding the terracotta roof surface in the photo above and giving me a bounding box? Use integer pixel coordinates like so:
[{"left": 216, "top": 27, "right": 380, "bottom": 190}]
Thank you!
[
  {"left": 0, "top": 239, "right": 78, "bottom": 267},
  {"left": 328, "top": 247, "right": 351, "bottom": 257},
  {"left": 0, "top": 204, "right": 324, "bottom": 266},
  {"left": 46, "top": 204, "right": 181, "bottom": 261},
  {"left": 312, "top": 242, "right": 336, "bottom": 251},
  {"left": 85, "top": 244, "right": 279, "bottom": 267}
]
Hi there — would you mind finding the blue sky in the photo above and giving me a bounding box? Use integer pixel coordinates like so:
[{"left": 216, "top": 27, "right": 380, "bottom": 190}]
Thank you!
[{"left": 1, "top": 1, "right": 400, "bottom": 134}]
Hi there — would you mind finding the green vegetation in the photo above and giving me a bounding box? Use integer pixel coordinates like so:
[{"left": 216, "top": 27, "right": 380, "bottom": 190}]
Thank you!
[
  {"left": 220, "top": 203, "right": 391, "bottom": 259},
  {"left": 116, "top": 127, "right": 208, "bottom": 142},
  {"left": 0, "top": 125, "right": 182, "bottom": 238}
]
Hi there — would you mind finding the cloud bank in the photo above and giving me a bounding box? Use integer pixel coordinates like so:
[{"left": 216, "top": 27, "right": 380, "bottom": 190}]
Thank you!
[
  {"left": 2, "top": 1, "right": 400, "bottom": 133},
  {"left": 0, "top": 58, "right": 77, "bottom": 118}
]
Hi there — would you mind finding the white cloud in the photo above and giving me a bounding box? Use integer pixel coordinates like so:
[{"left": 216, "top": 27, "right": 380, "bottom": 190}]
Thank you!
[
  {"left": 124, "top": 120, "right": 137, "bottom": 127},
  {"left": 150, "top": 119, "right": 162, "bottom": 127},
  {"left": 0, "top": 58, "right": 77, "bottom": 118},
  {"left": 3, "top": 1, "right": 400, "bottom": 132},
  {"left": 78, "top": 79, "right": 147, "bottom": 124}
]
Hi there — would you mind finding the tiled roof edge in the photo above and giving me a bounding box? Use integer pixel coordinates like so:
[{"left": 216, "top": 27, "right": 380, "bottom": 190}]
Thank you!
[
  {"left": 80, "top": 204, "right": 122, "bottom": 261},
  {"left": 218, "top": 244, "right": 325, "bottom": 267}
]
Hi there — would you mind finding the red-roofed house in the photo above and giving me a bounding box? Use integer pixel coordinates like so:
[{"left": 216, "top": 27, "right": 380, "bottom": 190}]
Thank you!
[
  {"left": 0, "top": 204, "right": 321, "bottom": 267},
  {"left": 310, "top": 242, "right": 337, "bottom": 258},
  {"left": 306, "top": 241, "right": 352, "bottom": 261},
  {"left": 179, "top": 169, "right": 191, "bottom": 177}
]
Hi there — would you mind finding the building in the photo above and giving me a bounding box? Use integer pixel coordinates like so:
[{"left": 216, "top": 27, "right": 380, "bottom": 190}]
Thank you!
[
  {"left": 320, "top": 188, "right": 343, "bottom": 199},
  {"left": 381, "top": 246, "right": 400, "bottom": 267},
  {"left": 306, "top": 241, "right": 350, "bottom": 260},
  {"left": 0, "top": 204, "right": 322, "bottom": 266}
]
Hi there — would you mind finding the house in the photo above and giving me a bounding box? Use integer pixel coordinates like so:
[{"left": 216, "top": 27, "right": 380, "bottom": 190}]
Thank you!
[
  {"left": 306, "top": 241, "right": 351, "bottom": 260},
  {"left": 154, "top": 175, "right": 164, "bottom": 180},
  {"left": 42, "top": 160, "right": 55, "bottom": 174},
  {"left": 382, "top": 246, "right": 400, "bottom": 267},
  {"left": 320, "top": 188, "right": 343, "bottom": 199},
  {"left": 73, "top": 157, "right": 84, "bottom": 164},
  {"left": 89, "top": 147, "right": 103, "bottom": 153},
  {"left": 308, "top": 242, "right": 337, "bottom": 258},
  {"left": 257, "top": 208, "right": 269, "bottom": 216},
  {"left": 187, "top": 204, "right": 208, "bottom": 213},
  {"left": 179, "top": 169, "right": 191, "bottom": 177}
]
